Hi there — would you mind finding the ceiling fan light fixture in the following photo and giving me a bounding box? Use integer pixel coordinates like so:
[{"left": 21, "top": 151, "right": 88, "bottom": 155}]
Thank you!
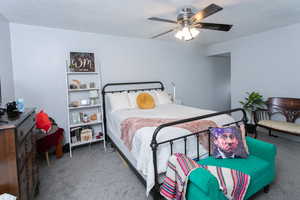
[
  {"left": 175, "top": 27, "right": 199, "bottom": 41},
  {"left": 149, "top": 4, "right": 231, "bottom": 40}
]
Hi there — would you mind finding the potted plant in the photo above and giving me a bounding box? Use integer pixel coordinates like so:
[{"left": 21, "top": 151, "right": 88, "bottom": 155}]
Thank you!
[{"left": 239, "top": 91, "right": 266, "bottom": 133}]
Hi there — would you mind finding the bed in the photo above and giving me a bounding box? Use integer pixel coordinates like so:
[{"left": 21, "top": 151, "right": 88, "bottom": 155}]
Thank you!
[{"left": 101, "top": 81, "right": 247, "bottom": 199}]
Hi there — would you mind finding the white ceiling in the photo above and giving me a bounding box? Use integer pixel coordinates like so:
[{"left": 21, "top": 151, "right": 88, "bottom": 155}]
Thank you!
[{"left": 1, "top": 0, "right": 300, "bottom": 45}]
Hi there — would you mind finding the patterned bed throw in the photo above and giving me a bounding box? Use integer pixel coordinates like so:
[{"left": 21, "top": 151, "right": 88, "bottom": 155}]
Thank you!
[
  {"left": 160, "top": 153, "right": 251, "bottom": 200},
  {"left": 120, "top": 117, "right": 216, "bottom": 150}
]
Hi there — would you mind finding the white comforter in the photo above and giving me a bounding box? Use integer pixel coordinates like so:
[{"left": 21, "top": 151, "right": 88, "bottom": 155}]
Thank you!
[{"left": 108, "top": 104, "right": 234, "bottom": 195}]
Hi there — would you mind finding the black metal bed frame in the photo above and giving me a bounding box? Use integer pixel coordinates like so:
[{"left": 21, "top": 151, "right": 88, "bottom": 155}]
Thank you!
[{"left": 102, "top": 81, "right": 248, "bottom": 200}]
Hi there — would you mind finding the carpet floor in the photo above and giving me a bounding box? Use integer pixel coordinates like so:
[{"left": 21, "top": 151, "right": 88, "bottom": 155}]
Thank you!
[{"left": 35, "top": 131, "right": 300, "bottom": 200}]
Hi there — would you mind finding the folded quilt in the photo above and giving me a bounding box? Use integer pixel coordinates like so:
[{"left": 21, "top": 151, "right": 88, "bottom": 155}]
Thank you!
[{"left": 160, "top": 153, "right": 251, "bottom": 200}]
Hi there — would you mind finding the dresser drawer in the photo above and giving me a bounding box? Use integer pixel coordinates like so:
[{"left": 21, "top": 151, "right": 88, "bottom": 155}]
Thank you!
[{"left": 17, "top": 113, "right": 35, "bottom": 143}]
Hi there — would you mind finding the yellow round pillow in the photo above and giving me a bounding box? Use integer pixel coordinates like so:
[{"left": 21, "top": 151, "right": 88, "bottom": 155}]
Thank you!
[{"left": 136, "top": 93, "right": 155, "bottom": 109}]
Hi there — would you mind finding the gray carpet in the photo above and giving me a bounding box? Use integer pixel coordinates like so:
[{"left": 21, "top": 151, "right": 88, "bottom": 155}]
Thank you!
[{"left": 35, "top": 132, "right": 300, "bottom": 200}]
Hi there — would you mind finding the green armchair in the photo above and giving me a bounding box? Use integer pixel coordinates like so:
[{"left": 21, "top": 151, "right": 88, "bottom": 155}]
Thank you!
[{"left": 186, "top": 137, "right": 277, "bottom": 200}]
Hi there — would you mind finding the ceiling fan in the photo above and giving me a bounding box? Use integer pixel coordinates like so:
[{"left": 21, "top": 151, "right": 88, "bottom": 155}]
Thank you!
[{"left": 148, "top": 4, "right": 232, "bottom": 41}]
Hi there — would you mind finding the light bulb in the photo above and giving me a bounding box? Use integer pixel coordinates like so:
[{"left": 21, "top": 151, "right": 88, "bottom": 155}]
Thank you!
[
  {"left": 190, "top": 28, "right": 200, "bottom": 38},
  {"left": 175, "top": 30, "right": 183, "bottom": 40},
  {"left": 175, "top": 27, "right": 199, "bottom": 41}
]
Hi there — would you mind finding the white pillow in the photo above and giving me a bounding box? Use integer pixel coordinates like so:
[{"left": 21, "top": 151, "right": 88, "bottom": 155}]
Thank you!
[
  {"left": 155, "top": 91, "right": 173, "bottom": 105},
  {"left": 108, "top": 92, "right": 131, "bottom": 112},
  {"left": 149, "top": 90, "right": 159, "bottom": 105},
  {"left": 128, "top": 92, "right": 139, "bottom": 108}
]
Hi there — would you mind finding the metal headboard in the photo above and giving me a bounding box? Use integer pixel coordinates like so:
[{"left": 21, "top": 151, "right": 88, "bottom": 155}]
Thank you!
[{"left": 101, "top": 81, "right": 165, "bottom": 135}]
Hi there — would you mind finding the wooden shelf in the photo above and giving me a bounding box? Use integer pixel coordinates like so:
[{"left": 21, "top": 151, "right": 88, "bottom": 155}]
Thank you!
[
  {"left": 71, "top": 137, "right": 104, "bottom": 147},
  {"left": 70, "top": 121, "right": 102, "bottom": 128},
  {"left": 68, "top": 104, "right": 101, "bottom": 110},
  {"left": 67, "top": 72, "right": 99, "bottom": 75},
  {"left": 68, "top": 88, "right": 99, "bottom": 92}
]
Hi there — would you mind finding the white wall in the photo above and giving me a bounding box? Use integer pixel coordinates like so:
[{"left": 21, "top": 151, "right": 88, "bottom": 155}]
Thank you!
[
  {"left": 207, "top": 23, "right": 300, "bottom": 111},
  {"left": 10, "top": 23, "right": 227, "bottom": 141},
  {"left": 0, "top": 14, "right": 14, "bottom": 104}
]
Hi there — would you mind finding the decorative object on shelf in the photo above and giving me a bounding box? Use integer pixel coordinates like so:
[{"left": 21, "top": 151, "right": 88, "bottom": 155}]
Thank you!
[
  {"left": 96, "top": 132, "right": 104, "bottom": 139},
  {"left": 89, "top": 90, "right": 99, "bottom": 105},
  {"left": 70, "top": 80, "right": 81, "bottom": 89},
  {"left": 69, "top": 101, "right": 80, "bottom": 107},
  {"left": 79, "top": 112, "right": 89, "bottom": 123},
  {"left": 70, "top": 52, "right": 95, "bottom": 72},
  {"left": 97, "top": 113, "right": 102, "bottom": 121},
  {"left": 69, "top": 63, "right": 76, "bottom": 72},
  {"left": 71, "top": 112, "right": 80, "bottom": 124},
  {"left": 80, "top": 129, "right": 93, "bottom": 141},
  {"left": 90, "top": 113, "right": 97, "bottom": 121},
  {"left": 80, "top": 99, "right": 90, "bottom": 106},
  {"left": 89, "top": 82, "right": 95, "bottom": 88},
  {"left": 90, "top": 98, "right": 98, "bottom": 105},
  {"left": 79, "top": 83, "right": 87, "bottom": 89},
  {"left": 71, "top": 136, "right": 77, "bottom": 144},
  {"left": 70, "top": 127, "right": 82, "bottom": 142}
]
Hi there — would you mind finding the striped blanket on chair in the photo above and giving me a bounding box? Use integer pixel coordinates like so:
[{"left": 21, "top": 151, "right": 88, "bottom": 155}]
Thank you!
[{"left": 160, "top": 153, "right": 250, "bottom": 200}]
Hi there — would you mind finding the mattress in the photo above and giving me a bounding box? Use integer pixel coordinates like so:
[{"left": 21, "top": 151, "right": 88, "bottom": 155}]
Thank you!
[{"left": 106, "top": 103, "right": 235, "bottom": 195}]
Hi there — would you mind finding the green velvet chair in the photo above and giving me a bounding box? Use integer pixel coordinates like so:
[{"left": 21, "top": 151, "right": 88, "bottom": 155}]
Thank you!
[{"left": 186, "top": 136, "right": 277, "bottom": 200}]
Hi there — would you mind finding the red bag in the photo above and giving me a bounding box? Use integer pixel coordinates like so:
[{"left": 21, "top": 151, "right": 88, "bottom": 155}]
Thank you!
[{"left": 36, "top": 110, "right": 52, "bottom": 132}]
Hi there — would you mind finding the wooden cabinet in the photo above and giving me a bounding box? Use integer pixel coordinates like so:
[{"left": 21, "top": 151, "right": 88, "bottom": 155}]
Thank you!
[{"left": 0, "top": 109, "right": 39, "bottom": 200}]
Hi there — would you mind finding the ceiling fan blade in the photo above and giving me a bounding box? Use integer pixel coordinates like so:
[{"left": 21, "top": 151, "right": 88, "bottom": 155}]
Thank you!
[
  {"left": 194, "top": 22, "right": 232, "bottom": 31},
  {"left": 150, "top": 29, "right": 175, "bottom": 39},
  {"left": 148, "top": 17, "right": 177, "bottom": 24},
  {"left": 192, "top": 4, "right": 223, "bottom": 22}
]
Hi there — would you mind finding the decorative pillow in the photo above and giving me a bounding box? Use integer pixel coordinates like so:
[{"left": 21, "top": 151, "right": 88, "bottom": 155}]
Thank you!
[
  {"left": 36, "top": 110, "right": 52, "bottom": 133},
  {"left": 136, "top": 92, "right": 155, "bottom": 109},
  {"left": 210, "top": 126, "right": 248, "bottom": 159},
  {"left": 155, "top": 91, "right": 173, "bottom": 105},
  {"left": 108, "top": 92, "right": 131, "bottom": 112}
]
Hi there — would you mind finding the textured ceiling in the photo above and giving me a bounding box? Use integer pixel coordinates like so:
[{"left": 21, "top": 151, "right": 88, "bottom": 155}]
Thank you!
[{"left": 1, "top": 0, "right": 300, "bottom": 45}]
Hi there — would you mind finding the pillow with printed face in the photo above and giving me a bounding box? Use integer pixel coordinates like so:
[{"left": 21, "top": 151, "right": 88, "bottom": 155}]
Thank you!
[{"left": 210, "top": 126, "right": 248, "bottom": 159}]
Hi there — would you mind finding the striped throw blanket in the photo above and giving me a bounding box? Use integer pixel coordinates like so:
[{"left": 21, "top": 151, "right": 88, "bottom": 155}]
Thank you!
[{"left": 160, "top": 153, "right": 250, "bottom": 200}]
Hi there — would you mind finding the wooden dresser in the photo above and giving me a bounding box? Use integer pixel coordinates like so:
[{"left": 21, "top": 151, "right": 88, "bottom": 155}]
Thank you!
[{"left": 0, "top": 109, "right": 39, "bottom": 199}]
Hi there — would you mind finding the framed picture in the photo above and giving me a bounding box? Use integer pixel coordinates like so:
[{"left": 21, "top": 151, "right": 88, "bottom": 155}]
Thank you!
[{"left": 70, "top": 52, "right": 95, "bottom": 72}]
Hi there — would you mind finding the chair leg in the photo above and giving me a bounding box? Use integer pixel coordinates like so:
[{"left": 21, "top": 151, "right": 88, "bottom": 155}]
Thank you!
[
  {"left": 264, "top": 185, "right": 270, "bottom": 193},
  {"left": 269, "top": 129, "right": 278, "bottom": 137},
  {"left": 45, "top": 152, "right": 50, "bottom": 166},
  {"left": 254, "top": 125, "right": 258, "bottom": 138},
  {"left": 56, "top": 136, "right": 64, "bottom": 159}
]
